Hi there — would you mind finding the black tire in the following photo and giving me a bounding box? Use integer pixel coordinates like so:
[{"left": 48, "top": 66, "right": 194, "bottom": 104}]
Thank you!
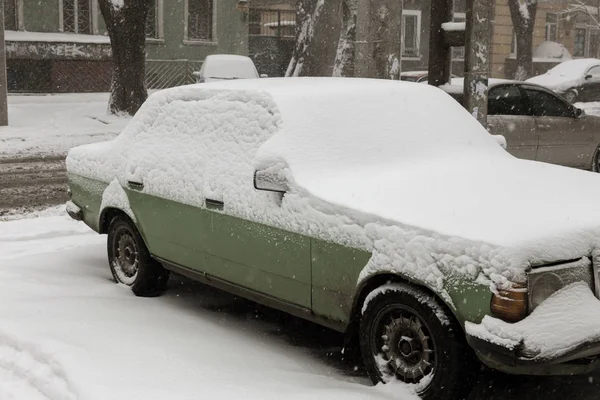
[
  {"left": 564, "top": 90, "right": 577, "bottom": 104},
  {"left": 107, "top": 215, "right": 170, "bottom": 297},
  {"left": 593, "top": 148, "right": 600, "bottom": 172},
  {"left": 359, "top": 282, "right": 473, "bottom": 400}
]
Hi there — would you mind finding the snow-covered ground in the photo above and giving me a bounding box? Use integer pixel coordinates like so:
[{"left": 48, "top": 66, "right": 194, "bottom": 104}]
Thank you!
[
  {"left": 0, "top": 93, "right": 129, "bottom": 159},
  {"left": 578, "top": 101, "right": 600, "bottom": 117},
  {"left": 0, "top": 211, "right": 416, "bottom": 400}
]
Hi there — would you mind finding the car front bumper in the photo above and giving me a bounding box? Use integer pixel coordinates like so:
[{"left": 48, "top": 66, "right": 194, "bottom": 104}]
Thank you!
[{"left": 465, "top": 282, "right": 600, "bottom": 375}]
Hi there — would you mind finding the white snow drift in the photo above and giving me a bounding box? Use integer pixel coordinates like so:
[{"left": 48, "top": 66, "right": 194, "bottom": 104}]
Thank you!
[{"left": 0, "top": 213, "right": 417, "bottom": 400}]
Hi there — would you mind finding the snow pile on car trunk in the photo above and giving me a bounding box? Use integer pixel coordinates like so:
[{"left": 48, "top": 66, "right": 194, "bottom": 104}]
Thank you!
[
  {"left": 466, "top": 282, "right": 600, "bottom": 361},
  {"left": 67, "top": 78, "right": 600, "bottom": 297}
]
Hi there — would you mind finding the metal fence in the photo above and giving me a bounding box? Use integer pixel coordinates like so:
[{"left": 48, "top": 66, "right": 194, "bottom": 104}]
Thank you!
[
  {"left": 146, "top": 59, "right": 201, "bottom": 89},
  {"left": 249, "top": 9, "right": 297, "bottom": 38},
  {"left": 8, "top": 59, "right": 203, "bottom": 93}
]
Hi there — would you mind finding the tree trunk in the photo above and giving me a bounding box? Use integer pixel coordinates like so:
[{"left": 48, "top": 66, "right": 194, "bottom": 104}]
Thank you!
[
  {"left": 286, "top": 0, "right": 325, "bottom": 77},
  {"left": 332, "top": 0, "right": 357, "bottom": 77},
  {"left": 371, "top": 1, "right": 401, "bottom": 80},
  {"left": 508, "top": 0, "right": 537, "bottom": 80},
  {"left": 99, "top": 0, "right": 150, "bottom": 115}
]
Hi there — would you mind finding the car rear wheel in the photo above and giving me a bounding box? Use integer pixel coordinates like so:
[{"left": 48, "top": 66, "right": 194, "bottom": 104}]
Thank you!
[
  {"left": 107, "top": 215, "right": 170, "bottom": 297},
  {"left": 593, "top": 148, "right": 600, "bottom": 172},
  {"left": 359, "top": 282, "right": 473, "bottom": 400},
  {"left": 564, "top": 90, "right": 577, "bottom": 103}
]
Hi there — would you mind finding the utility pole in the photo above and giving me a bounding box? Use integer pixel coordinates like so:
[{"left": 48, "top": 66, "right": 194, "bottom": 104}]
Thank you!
[
  {"left": 463, "top": 0, "right": 490, "bottom": 126},
  {"left": 0, "top": 1, "right": 8, "bottom": 126}
]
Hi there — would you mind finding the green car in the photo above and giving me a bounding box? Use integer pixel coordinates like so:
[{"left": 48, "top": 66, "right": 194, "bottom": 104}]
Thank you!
[{"left": 66, "top": 78, "right": 600, "bottom": 399}]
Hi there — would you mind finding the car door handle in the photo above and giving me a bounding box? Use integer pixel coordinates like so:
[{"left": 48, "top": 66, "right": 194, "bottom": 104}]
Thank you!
[
  {"left": 205, "top": 198, "right": 224, "bottom": 210},
  {"left": 127, "top": 181, "right": 144, "bottom": 190},
  {"left": 538, "top": 125, "right": 551, "bottom": 130}
]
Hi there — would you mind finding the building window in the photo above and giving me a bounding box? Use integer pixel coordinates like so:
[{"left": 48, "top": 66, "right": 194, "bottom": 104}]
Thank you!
[
  {"left": 63, "top": 0, "right": 93, "bottom": 34},
  {"left": 575, "top": 28, "right": 587, "bottom": 57},
  {"left": 4, "top": 0, "right": 17, "bottom": 31},
  {"left": 187, "top": 0, "right": 214, "bottom": 41},
  {"left": 402, "top": 10, "right": 421, "bottom": 58},
  {"left": 146, "top": 0, "right": 158, "bottom": 38},
  {"left": 545, "top": 13, "right": 558, "bottom": 42},
  {"left": 452, "top": 12, "right": 466, "bottom": 60}
]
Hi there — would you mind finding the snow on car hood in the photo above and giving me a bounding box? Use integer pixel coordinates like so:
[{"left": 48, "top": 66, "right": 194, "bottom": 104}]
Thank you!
[{"left": 67, "top": 79, "right": 600, "bottom": 293}]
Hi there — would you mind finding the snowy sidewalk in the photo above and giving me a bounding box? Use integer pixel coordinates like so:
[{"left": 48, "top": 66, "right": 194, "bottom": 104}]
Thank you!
[
  {"left": 0, "top": 213, "right": 416, "bottom": 400},
  {"left": 0, "top": 93, "right": 129, "bottom": 159}
]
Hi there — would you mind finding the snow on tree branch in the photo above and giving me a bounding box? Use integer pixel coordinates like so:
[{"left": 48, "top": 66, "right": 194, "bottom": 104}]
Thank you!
[{"left": 286, "top": 0, "right": 325, "bottom": 77}]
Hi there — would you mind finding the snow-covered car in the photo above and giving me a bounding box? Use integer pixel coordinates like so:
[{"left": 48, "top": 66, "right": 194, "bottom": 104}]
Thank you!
[
  {"left": 442, "top": 78, "right": 600, "bottom": 171},
  {"left": 66, "top": 78, "right": 600, "bottom": 399},
  {"left": 193, "top": 54, "right": 266, "bottom": 83},
  {"left": 526, "top": 58, "right": 600, "bottom": 103}
]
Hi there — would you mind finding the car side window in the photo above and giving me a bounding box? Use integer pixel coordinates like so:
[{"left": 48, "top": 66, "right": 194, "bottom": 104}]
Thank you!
[
  {"left": 488, "top": 85, "right": 531, "bottom": 116},
  {"left": 522, "top": 88, "right": 574, "bottom": 118},
  {"left": 587, "top": 66, "right": 600, "bottom": 79}
]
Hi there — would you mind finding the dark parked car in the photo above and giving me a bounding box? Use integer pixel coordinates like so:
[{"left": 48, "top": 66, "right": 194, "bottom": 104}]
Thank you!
[{"left": 526, "top": 58, "right": 600, "bottom": 103}]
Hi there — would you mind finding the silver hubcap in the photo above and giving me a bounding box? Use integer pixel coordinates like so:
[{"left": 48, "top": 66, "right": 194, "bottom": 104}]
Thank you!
[
  {"left": 115, "top": 230, "right": 139, "bottom": 279},
  {"left": 372, "top": 306, "right": 436, "bottom": 385}
]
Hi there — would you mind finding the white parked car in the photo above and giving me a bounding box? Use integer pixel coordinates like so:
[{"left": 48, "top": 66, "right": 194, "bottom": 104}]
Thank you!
[{"left": 193, "top": 54, "right": 266, "bottom": 83}]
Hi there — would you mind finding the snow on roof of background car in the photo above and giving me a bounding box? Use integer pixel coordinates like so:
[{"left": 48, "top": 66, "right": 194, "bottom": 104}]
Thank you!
[
  {"left": 532, "top": 41, "right": 572, "bottom": 62},
  {"left": 198, "top": 54, "right": 259, "bottom": 80},
  {"left": 526, "top": 58, "right": 600, "bottom": 90}
]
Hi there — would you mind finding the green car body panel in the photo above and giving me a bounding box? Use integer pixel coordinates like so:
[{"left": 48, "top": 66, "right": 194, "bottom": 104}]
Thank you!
[{"left": 68, "top": 173, "right": 493, "bottom": 332}]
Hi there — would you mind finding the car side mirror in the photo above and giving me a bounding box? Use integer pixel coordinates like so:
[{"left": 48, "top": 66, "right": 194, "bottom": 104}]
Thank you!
[
  {"left": 586, "top": 74, "right": 593, "bottom": 80},
  {"left": 491, "top": 134, "right": 507, "bottom": 150},
  {"left": 260, "top": 74, "right": 268, "bottom": 78},
  {"left": 254, "top": 170, "right": 288, "bottom": 193},
  {"left": 575, "top": 107, "right": 585, "bottom": 118}
]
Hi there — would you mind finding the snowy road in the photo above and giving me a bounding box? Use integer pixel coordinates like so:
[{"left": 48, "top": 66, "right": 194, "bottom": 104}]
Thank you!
[
  {"left": 0, "top": 214, "right": 416, "bottom": 400},
  {"left": 3, "top": 213, "right": 600, "bottom": 399}
]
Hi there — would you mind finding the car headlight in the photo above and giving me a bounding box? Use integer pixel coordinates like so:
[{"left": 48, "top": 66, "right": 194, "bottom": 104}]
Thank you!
[{"left": 528, "top": 257, "right": 594, "bottom": 311}]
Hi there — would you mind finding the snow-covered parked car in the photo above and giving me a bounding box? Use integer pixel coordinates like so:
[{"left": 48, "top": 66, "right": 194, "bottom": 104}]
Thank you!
[
  {"left": 65, "top": 78, "right": 600, "bottom": 399},
  {"left": 193, "top": 54, "right": 266, "bottom": 83},
  {"left": 526, "top": 58, "right": 600, "bottom": 103}
]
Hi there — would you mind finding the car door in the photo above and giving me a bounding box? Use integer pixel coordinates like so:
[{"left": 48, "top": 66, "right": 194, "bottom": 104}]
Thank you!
[
  {"left": 199, "top": 103, "right": 312, "bottom": 310},
  {"left": 486, "top": 84, "right": 538, "bottom": 160},
  {"left": 126, "top": 97, "right": 312, "bottom": 309},
  {"left": 581, "top": 65, "right": 600, "bottom": 102},
  {"left": 522, "top": 85, "right": 595, "bottom": 169}
]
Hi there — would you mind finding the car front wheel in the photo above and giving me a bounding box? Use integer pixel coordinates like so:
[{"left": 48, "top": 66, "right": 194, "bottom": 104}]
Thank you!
[
  {"left": 359, "top": 282, "right": 473, "bottom": 400},
  {"left": 107, "top": 215, "right": 170, "bottom": 297}
]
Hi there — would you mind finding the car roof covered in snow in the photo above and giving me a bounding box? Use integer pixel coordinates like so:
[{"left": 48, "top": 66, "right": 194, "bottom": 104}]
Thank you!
[{"left": 199, "top": 54, "right": 259, "bottom": 79}]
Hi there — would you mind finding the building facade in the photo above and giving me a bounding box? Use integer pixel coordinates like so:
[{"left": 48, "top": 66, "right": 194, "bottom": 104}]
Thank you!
[{"left": 3, "top": 0, "right": 249, "bottom": 92}]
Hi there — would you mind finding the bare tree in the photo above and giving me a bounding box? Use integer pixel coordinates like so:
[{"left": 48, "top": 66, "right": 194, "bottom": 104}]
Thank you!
[
  {"left": 99, "top": 0, "right": 151, "bottom": 115},
  {"left": 286, "top": 0, "right": 325, "bottom": 77},
  {"left": 508, "top": 0, "right": 538, "bottom": 80}
]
